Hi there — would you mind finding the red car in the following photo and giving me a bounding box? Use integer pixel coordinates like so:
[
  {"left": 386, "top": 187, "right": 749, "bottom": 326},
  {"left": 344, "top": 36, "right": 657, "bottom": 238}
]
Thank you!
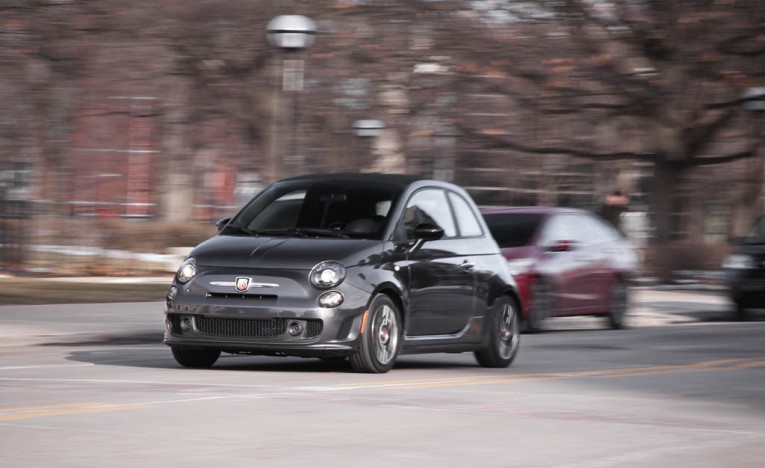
[{"left": 482, "top": 207, "right": 639, "bottom": 331}]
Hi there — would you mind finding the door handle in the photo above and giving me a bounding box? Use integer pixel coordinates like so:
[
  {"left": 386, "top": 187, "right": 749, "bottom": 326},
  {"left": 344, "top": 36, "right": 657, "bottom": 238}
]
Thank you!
[{"left": 459, "top": 262, "right": 475, "bottom": 271}]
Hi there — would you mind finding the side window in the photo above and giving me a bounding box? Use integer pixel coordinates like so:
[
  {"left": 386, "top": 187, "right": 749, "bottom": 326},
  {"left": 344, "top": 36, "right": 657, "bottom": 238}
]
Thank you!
[
  {"left": 588, "top": 215, "right": 619, "bottom": 242},
  {"left": 448, "top": 192, "right": 483, "bottom": 237},
  {"left": 566, "top": 214, "right": 595, "bottom": 244},
  {"left": 539, "top": 215, "right": 564, "bottom": 246},
  {"left": 539, "top": 214, "right": 591, "bottom": 245},
  {"left": 403, "top": 189, "right": 457, "bottom": 238}
]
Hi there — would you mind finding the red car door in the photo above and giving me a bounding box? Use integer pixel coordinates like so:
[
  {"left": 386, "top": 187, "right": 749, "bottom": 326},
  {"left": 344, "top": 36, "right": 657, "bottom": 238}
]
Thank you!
[{"left": 538, "top": 214, "right": 601, "bottom": 314}]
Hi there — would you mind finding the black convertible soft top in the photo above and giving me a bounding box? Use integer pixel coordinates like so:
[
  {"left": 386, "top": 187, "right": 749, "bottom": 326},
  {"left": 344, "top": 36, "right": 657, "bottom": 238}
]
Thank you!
[{"left": 280, "top": 172, "right": 425, "bottom": 189}]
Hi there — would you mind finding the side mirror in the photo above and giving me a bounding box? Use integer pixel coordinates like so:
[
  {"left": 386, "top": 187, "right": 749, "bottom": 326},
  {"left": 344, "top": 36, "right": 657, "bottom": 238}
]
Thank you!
[
  {"left": 403, "top": 223, "right": 444, "bottom": 253},
  {"left": 414, "top": 223, "right": 444, "bottom": 241},
  {"left": 549, "top": 240, "right": 575, "bottom": 252},
  {"left": 215, "top": 217, "right": 231, "bottom": 232}
]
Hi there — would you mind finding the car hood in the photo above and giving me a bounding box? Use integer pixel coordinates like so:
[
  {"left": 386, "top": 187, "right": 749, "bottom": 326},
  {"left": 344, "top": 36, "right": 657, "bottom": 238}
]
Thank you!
[
  {"left": 190, "top": 235, "right": 384, "bottom": 270},
  {"left": 498, "top": 245, "right": 538, "bottom": 262}
]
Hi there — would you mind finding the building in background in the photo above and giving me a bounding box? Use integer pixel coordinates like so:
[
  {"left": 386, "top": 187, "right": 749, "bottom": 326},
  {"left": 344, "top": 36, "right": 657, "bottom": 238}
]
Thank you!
[{"left": 2, "top": 1, "right": 763, "bottom": 277}]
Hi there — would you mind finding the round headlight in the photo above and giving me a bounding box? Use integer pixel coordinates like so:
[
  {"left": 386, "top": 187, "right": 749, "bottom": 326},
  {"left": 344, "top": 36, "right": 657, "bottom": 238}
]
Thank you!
[
  {"left": 310, "top": 261, "right": 346, "bottom": 289},
  {"left": 177, "top": 258, "right": 197, "bottom": 284}
]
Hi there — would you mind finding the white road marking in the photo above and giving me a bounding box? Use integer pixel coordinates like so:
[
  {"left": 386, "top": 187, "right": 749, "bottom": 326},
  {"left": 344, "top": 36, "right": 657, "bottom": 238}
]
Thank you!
[
  {"left": 0, "top": 363, "right": 94, "bottom": 371},
  {"left": 0, "top": 377, "right": 285, "bottom": 389}
]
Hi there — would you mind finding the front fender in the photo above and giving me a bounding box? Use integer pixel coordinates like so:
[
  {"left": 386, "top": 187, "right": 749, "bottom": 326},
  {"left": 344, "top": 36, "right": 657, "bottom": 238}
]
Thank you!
[{"left": 477, "top": 254, "right": 521, "bottom": 314}]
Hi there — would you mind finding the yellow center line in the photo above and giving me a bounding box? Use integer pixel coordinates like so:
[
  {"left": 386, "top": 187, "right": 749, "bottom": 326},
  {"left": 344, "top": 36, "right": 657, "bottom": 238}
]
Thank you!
[
  {"left": 687, "top": 358, "right": 748, "bottom": 367},
  {"left": 377, "top": 357, "right": 765, "bottom": 391},
  {"left": 0, "top": 402, "right": 104, "bottom": 413},
  {"left": 340, "top": 360, "right": 758, "bottom": 389},
  {"left": 731, "top": 360, "right": 765, "bottom": 370},
  {"left": 0, "top": 402, "right": 149, "bottom": 422},
  {"left": 333, "top": 366, "right": 676, "bottom": 388},
  {"left": 337, "top": 364, "right": 712, "bottom": 390}
]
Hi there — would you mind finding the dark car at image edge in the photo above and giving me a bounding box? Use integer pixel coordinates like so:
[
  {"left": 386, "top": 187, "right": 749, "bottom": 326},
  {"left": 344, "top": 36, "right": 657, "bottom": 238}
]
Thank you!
[
  {"left": 164, "top": 173, "right": 521, "bottom": 373},
  {"left": 723, "top": 215, "right": 765, "bottom": 319}
]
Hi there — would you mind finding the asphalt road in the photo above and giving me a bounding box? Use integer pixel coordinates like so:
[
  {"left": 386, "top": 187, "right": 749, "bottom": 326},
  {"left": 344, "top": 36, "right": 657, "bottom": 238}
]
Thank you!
[{"left": 1, "top": 290, "right": 764, "bottom": 467}]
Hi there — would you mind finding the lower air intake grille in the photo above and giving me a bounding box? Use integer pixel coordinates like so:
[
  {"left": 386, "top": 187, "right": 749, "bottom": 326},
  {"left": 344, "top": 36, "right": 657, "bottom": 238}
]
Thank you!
[
  {"left": 195, "top": 317, "right": 322, "bottom": 339},
  {"left": 306, "top": 320, "right": 323, "bottom": 338}
]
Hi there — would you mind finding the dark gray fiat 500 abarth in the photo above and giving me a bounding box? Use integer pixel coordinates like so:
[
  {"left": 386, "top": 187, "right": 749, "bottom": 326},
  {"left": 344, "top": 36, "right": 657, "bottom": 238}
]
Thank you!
[{"left": 164, "top": 173, "right": 521, "bottom": 373}]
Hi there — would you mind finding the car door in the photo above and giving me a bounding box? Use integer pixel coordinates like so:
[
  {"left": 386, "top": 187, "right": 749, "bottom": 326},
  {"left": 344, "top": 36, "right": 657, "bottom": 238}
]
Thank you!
[
  {"left": 583, "top": 214, "right": 621, "bottom": 311},
  {"left": 401, "top": 188, "right": 477, "bottom": 336},
  {"left": 537, "top": 213, "right": 599, "bottom": 313},
  {"left": 572, "top": 214, "right": 612, "bottom": 313}
]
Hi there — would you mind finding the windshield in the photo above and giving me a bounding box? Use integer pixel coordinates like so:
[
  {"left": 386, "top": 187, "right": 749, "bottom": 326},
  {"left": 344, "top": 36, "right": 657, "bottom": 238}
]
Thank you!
[
  {"left": 483, "top": 213, "right": 544, "bottom": 248},
  {"left": 745, "top": 217, "right": 765, "bottom": 244},
  {"left": 223, "top": 179, "right": 401, "bottom": 240}
]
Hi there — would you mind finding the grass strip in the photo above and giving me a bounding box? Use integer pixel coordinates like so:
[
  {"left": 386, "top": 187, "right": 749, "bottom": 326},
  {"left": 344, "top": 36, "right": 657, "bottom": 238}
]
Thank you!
[{"left": 0, "top": 279, "right": 169, "bottom": 305}]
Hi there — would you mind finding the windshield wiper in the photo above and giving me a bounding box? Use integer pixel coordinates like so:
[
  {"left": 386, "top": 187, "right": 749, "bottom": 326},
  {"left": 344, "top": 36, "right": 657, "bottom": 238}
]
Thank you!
[
  {"left": 257, "top": 228, "right": 349, "bottom": 239},
  {"left": 253, "top": 228, "right": 304, "bottom": 237},
  {"left": 297, "top": 228, "right": 350, "bottom": 238}
]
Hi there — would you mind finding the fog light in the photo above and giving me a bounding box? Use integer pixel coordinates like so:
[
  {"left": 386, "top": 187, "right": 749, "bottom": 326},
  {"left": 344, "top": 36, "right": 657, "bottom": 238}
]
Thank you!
[
  {"left": 287, "top": 320, "right": 304, "bottom": 336},
  {"left": 167, "top": 286, "right": 178, "bottom": 301},
  {"left": 318, "top": 290, "right": 344, "bottom": 308},
  {"left": 181, "top": 317, "right": 193, "bottom": 332}
]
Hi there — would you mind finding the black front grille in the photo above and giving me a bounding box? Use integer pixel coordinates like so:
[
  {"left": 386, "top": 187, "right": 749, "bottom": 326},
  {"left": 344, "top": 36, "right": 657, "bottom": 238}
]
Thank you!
[
  {"left": 206, "top": 292, "right": 278, "bottom": 300},
  {"left": 194, "top": 316, "right": 322, "bottom": 339}
]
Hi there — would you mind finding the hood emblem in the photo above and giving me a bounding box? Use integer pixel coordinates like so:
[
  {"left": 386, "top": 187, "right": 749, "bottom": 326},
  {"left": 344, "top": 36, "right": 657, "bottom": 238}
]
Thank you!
[{"left": 235, "top": 277, "right": 251, "bottom": 292}]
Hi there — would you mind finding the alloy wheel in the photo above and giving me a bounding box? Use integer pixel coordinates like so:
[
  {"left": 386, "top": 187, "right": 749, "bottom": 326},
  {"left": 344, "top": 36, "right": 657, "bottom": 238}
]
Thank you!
[
  {"left": 373, "top": 304, "right": 398, "bottom": 365},
  {"left": 497, "top": 302, "right": 520, "bottom": 359}
]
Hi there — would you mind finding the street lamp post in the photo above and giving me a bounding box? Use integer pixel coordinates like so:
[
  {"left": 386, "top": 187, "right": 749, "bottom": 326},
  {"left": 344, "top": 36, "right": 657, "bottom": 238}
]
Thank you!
[
  {"left": 266, "top": 15, "right": 317, "bottom": 182},
  {"left": 351, "top": 119, "right": 384, "bottom": 171},
  {"left": 742, "top": 87, "right": 765, "bottom": 216}
]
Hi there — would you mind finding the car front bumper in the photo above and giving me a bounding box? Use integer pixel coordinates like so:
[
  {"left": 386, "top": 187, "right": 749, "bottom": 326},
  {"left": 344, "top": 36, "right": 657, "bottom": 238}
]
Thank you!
[{"left": 163, "top": 280, "right": 372, "bottom": 358}]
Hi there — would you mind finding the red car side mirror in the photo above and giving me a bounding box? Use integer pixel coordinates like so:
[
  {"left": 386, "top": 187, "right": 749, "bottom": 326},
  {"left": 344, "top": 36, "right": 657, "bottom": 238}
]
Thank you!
[{"left": 549, "top": 240, "right": 575, "bottom": 252}]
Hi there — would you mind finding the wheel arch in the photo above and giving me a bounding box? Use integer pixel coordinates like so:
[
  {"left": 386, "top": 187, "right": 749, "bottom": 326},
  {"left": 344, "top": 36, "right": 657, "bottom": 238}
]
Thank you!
[
  {"left": 495, "top": 287, "right": 521, "bottom": 311},
  {"left": 370, "top": 282, "right": 406, "bottom": 321},
  {"left": 485, "top": 272, "right": 522, "bottom": 313}
]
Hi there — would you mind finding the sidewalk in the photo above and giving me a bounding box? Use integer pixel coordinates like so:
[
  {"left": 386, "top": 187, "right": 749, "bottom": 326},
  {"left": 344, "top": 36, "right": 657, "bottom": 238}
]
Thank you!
[
  {"left": 40, "top": 276, "right": 173, "bottom": 285},
  {"left": 0, "top": 279, "right": 737, "bottom": 347},
  {"left": 628, "top": 287, "right": 732, "bottom": 327}
]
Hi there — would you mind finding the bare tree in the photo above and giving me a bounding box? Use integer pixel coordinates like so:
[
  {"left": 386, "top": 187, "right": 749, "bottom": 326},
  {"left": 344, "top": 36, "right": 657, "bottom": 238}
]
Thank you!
[
  {"left": 440, "top": 0, "right": 765, "bottom": 247},
  {"left": 4, "top": 0, "right": 763, "bottom": 277}
]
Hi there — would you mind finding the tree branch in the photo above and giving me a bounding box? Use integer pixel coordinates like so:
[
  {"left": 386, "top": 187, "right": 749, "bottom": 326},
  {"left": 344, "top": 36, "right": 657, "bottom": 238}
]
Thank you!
[
  {"left": 690, "top": 150, "right": 758, "bottom": 167},
  {"left": 462, "top": 125, "right": 657, "bottom": 162},
  {"left": 685, "top": 109, "right": 735, "bottom": 158},
  {"left": 707, "top": 94, "right": 765, "bottom": 111}
]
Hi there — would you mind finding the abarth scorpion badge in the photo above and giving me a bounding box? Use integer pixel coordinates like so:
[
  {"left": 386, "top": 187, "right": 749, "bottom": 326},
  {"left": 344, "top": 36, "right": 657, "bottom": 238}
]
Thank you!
[{"left": 235, "top": 277, "right": 251, "bottom": 292}]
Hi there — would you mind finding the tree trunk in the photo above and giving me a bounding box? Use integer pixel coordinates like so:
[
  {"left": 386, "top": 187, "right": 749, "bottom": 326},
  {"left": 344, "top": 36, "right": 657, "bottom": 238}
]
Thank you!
[
  {"left": 156, "top": 79, "right": 195, "bottom": 222},
  {"left": 648, "top": 160, "right": 682, "bottom": 281}
]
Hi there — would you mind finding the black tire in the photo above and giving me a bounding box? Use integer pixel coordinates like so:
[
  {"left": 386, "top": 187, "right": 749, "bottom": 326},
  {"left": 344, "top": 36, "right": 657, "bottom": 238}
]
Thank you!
[
  {"left": 475, "top": 296, "right": 521, "bottom": 368},
  {"left": 608, "top": 279, "right": 629, "bottom": 329},
  {"left": 350, "top": 294, "right": 402, "bottom": 373},
  {"left": 171, "top": 347, "right": 221, "bottom": 368},
  {"left": 526, "top": 279, "right": 553, "bottom": 333}
]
